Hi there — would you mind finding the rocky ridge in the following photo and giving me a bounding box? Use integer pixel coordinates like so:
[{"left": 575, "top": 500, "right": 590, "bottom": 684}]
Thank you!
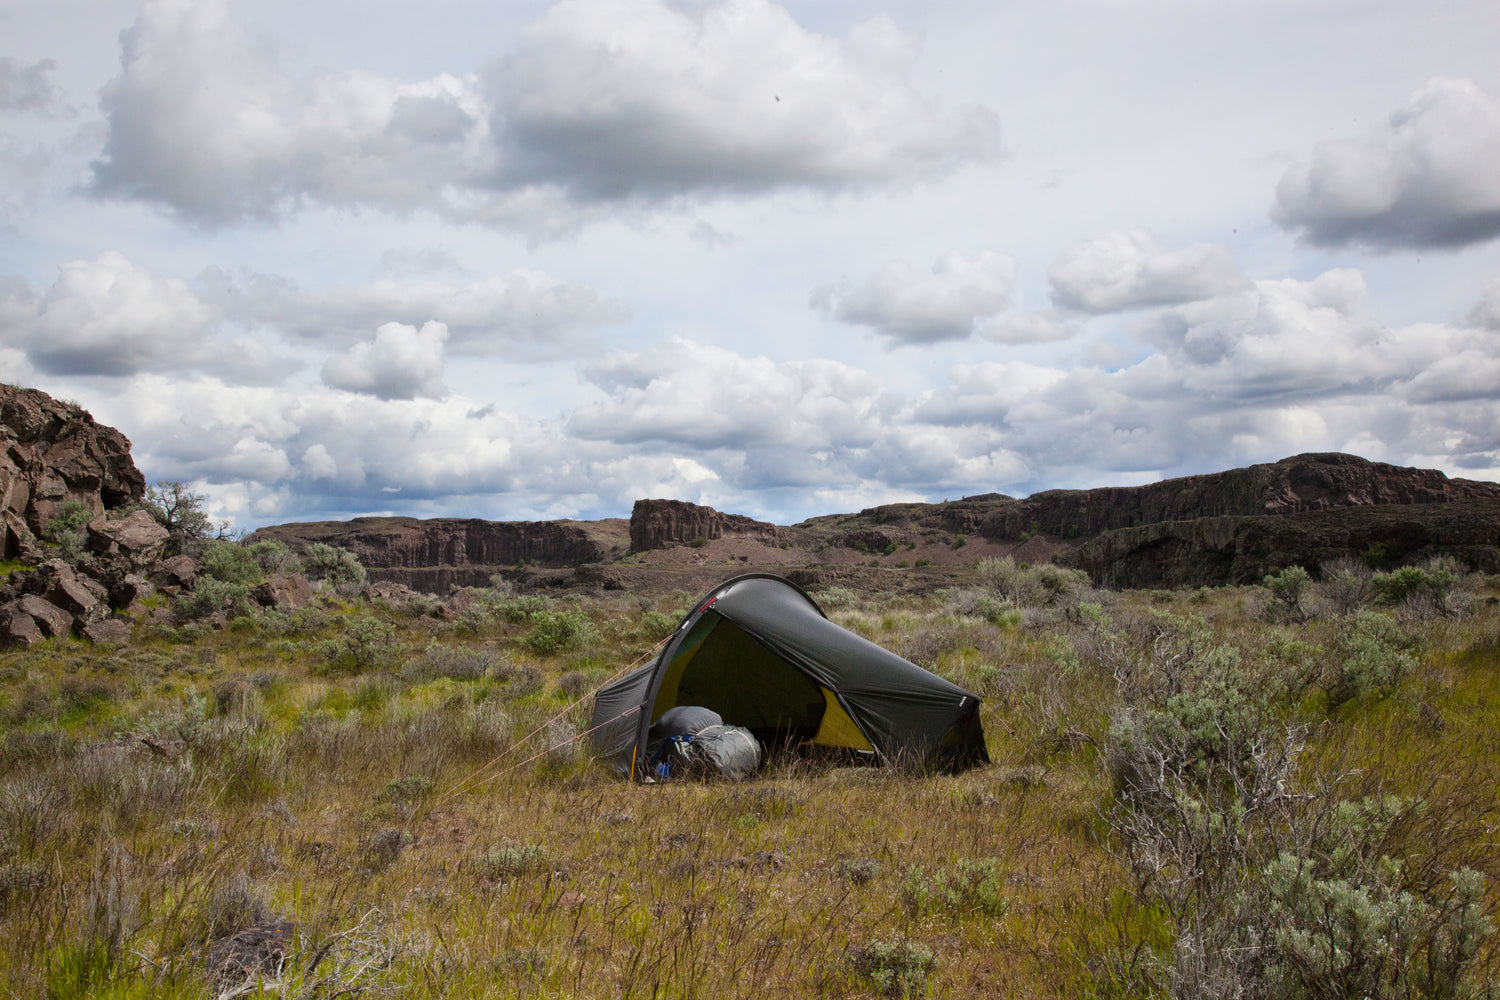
[{"left": 256, "top": 453, "right": 1500, "bottom": 592}]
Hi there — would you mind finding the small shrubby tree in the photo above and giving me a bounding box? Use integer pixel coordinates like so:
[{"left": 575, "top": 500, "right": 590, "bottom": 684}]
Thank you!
[{"left": 142, "top": 481, "right": 214, "bottom": 540}]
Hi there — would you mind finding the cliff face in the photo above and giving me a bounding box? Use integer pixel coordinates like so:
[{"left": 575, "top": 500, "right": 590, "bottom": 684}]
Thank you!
[
  {"left": 1069, "top": 499, "right": 1500, "bottom": 588},
  {"left": 979, "top": 453, "right": 1500, "bottom": 541},
  {"left": 250, "top": 516, "right": 623, "bottom": 570},
  {"left": 628, "top": 499, "right": 787, "bottom": 552},
  {"left": 0, "top": 384, "right": 145, "bottom": 558}
]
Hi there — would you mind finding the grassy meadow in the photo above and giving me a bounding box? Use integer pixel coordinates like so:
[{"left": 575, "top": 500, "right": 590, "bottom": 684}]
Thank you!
[{"left": 1, "top": 558, "right": 1499, "bottom": 999}]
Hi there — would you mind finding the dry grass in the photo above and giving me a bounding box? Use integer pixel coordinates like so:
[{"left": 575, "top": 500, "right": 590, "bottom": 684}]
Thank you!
[{"left": 0, "top": 580, "right": 1497, "bottom": 998}]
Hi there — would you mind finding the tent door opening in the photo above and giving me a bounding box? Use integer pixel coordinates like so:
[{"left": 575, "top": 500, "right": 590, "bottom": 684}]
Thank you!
[{"left": 647, "top": 611, "right": 874, "bottom": 756}]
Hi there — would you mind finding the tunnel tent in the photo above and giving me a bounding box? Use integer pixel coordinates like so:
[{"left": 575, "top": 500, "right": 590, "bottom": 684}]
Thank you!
[{"left": 590, "top": 573, "right": 989, "bottom": 776}]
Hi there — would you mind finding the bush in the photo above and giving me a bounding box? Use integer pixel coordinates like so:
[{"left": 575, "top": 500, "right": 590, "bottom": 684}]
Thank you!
[
  {"left": 1318, "top": 556, "right": 1373, "bottom": 615},
  {"left": 848, "top": 938, "right": 936, "bottom": 998},
  {"left": 43, "top": 501, "right": 92, "bottom": 564},
  {"left": 1261, "top": 565, "right": 1313, "bottom": 624},
  {"left": 174, "top": 576, "right": 254, "bottom": 621},
  {"left": 198, "top": 540, "right": 262, "bottom": 586},
  {"left": 303, "top": 543, "right": 367, "bottom": 591},
  {"left": 317, "top": 615, "right": 400, "bottom": 674},
  {"left": 900, "top": 858, "right": 1009, "bottom": 918},
  {"left": 247, "top": 539, "right": 300, "bottom": 575},
  {"left": 524, "top": 611, "right": 598, "bottom": 656},
  {"left": 1322, "top": 610, "right": 1417, "bottom": 709},
  {"left": 477, "top": 844, "right": 551, "bottom": 880},
  {"left": 1373, "top": 565, "right": 1430, "bottom": 605},
  {"left": 814, "top": 586, "right": 859, "bottom": 610}
]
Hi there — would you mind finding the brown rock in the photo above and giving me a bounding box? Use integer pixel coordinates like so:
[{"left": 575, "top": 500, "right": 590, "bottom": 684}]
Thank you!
[
  {"left": 16, "top": 594, "right": 72, "bottom": 638},
  {"left": 154, "top": 554, "right": 198, "bottom": 588},
  {"left": 86, "top": 510, "right": 169, "bottom": 565},
  {"left": 0, "top": 384, "right": 145, "bottom": 552},
  {"left": 2, "top": 509, "right": 42, "bottom": 562},
  {"left": 252, "top": 573, "right": 312, "bottom": 609},
  {"left": 628, "top": 499, "right": 785, "bottom": 552},
  {"left": 82, "top": 617, "right": 132, "bottom": 644},
  {"left": 2, "top": 608, "right": 42, "bottom": 647},
  {"left": 366, "top": 579, "right": 417, "bottom": 605},
  {"left": 111, "top": 573, "right": 156, "bottom": 607}
]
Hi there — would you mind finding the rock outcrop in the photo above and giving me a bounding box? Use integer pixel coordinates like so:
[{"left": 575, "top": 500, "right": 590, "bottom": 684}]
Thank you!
[
  {"left": 1069, "top": 499, "right": 1500, "bottom": 588},
  {"left": 250, "top": 516, "right": 621, "bottom": 570},
  {"left": 628, "top": 499, "right": 786, "bottom": 552},
  {"left": 978, "top": 453, "right": 1500, "bottom": 541},
  {"left": 0, "top": 384, "right": 145, "bottom": 558}
]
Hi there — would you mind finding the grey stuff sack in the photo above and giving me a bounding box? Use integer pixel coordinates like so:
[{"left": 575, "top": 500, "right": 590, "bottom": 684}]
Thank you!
[{"left": 690, "top": 725, "right": 762, "bottom": 781}]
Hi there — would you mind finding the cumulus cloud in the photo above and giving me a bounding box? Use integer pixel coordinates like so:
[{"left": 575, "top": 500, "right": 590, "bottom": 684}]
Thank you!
[
  {"left": 322, "top": 321, "right": 449, "bottom": 400},
  {"left": 1048, "top": 229, "right": 1249, "bottom": 313},
  {"left": 488, "top": 0, "right": 999, "bottom": 203},
  {"left": 569, "top": 338, "right": 1028, "bottom": 490},
  {"left": 197, "top": 267, "right": 626, "bottom": 359},
  {"left": 1272, "top": 77, "right": 1500, "bottom": 250},
  {"left": 0, "top": 252, "right": 293, "bottom": 382},
  {"left": 811, "top": 251, "right": 1016, "bottom": 345},
  {"left": 88, "top": 0, "right": 999, "bottom": 233},
  {"left": 0, "top": 57, "right": 61, "bottom": 112},
  {"left": 918, "top": 270, "right": 1500, "bottom": 479}
]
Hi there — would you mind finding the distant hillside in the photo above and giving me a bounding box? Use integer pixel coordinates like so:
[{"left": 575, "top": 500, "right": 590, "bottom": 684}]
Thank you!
[{"left": 250, "top": 453, "right": 1500, "bottom": 594}]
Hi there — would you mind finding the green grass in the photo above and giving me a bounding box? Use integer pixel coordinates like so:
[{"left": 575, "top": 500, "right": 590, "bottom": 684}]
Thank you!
[{"left": 0, "top": 581, "right": 1497, "bottom": 997}]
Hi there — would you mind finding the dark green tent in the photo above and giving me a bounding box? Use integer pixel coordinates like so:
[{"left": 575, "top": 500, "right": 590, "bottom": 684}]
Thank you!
[{"left": 590, "top": 574, "right": 988, "bottom": 776}]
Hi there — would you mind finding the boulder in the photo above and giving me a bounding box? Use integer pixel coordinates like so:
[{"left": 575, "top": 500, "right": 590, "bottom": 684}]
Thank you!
[
  {"left": 366, "top": 580, "right": 418, "bottom": 605},
  {"left": 252, "top": 573, "right": 312, "bottom": 610},
  {"left": 29, "top": 559, "right": 108, "bottom": 625},
  {"left": 82, "top": 617, "right": 132, "bottom": 645},
  {"left": 110, "top": 573, "right": 156, "bottom": 608},
  {"left": 154, "top": 554, "right": 199, "bottom": 589},
  {"left": 87, "top": 510, "right": 169, "bottom": 566},
  {"left": 15, "top": 594, "right": 72, "bottom": 638},
  {"left": 2, "top": 509, "right": 43, "bottom": 562},
  {"left": 2, "top": 607, "right": 42, "bottom": 647}
]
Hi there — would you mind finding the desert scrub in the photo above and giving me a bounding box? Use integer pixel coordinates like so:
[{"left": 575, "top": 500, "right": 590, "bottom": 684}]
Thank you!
[
  {"left": 1321, "top": 610, "right": 1417, "bottom": 709},
  {"left": 301, "top": 541, "right": 367, "bottom": 591},
  {"left": 1260, "top": 565, "right": 1315, "bottom": 624},
  {"left": 848, "top": 938, "right": 937, "bottom": 997},
  {"left": 523, "top": 609, "right": 598, "bottom": 655},
  {"left": 900, "top": 858, "right": 1009, "bottom": 919},
  {"left": 314, "top": 614, "right": 400, "bottom": 674}
]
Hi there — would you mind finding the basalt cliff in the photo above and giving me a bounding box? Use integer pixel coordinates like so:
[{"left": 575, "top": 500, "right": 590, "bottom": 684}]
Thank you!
[{"left": 254, "top": 453, "right": 1500, "bottom": 593}]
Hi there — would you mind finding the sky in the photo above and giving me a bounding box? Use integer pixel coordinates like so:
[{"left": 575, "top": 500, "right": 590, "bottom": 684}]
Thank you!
[{"left": 2, "top": 0, "right": 1499, "bottom": 530}]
